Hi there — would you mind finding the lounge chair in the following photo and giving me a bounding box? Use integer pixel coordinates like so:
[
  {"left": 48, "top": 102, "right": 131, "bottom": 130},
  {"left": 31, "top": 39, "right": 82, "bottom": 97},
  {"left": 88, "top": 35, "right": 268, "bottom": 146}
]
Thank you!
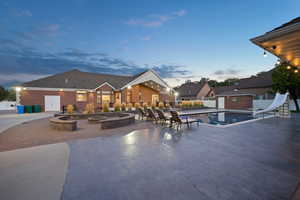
[
  {"left": 146, "top": 108, "right": 159, "bottom": 123},
  {"left": 137, "top": 107, "right": 147, "bottom": 120},
  {"left": 155, "top": 109, "right": 171, "bottom": 125},
  {"left": 170, "top": 110, "right": 200, "bottom": 130}
]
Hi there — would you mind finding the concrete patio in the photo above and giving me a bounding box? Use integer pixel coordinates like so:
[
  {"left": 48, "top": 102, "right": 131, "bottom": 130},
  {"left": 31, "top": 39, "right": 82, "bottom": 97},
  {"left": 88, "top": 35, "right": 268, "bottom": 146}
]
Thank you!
[{"left": 0, "top": 114, "right": 299, "bottom": 200}]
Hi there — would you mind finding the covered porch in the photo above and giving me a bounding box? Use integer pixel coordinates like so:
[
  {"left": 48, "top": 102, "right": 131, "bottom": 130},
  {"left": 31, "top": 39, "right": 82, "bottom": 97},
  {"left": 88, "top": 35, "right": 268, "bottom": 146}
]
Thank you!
[{"left": 251, "top": 17, "right": 300, "bottom": 70}]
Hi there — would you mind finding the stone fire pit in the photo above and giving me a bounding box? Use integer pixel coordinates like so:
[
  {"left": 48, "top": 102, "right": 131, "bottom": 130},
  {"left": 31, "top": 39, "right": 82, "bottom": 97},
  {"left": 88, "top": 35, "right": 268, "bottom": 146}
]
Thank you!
[{"left": 49, "top": 116, "right": 77, "bottom": 131}]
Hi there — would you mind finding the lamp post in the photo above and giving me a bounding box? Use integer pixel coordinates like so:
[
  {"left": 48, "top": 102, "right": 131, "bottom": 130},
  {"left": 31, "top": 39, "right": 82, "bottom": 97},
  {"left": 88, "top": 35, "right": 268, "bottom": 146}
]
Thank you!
[{"left": 15, "top": 87, "right": 22, "bottom": 105}]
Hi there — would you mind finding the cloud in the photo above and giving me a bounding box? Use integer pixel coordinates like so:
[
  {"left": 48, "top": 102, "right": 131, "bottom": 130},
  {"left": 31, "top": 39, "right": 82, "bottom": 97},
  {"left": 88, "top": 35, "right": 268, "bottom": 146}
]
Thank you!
[
  {"left": 211, "top": 68, "right": 243, "bottom": 81},
  {"left": 34, "top": 24, "right": 60, "bottom": 37},
  {"left": 0, "top": 38, "right": 189, "bottom": 86},
  {"left": 125, "top": 9, "right": 187, "bottom": 28},
  {"left": 12, "top": 9, "right": 32, "bottom": 17},
  {"left": 140, "top": 36, "right": 152, "bottom": 41},
  {"left": 0, "top": 73, "right": 48, "bottom": 85},
  {"left": 213, "top": 69, "right": 241, "bottom": 76},
  {"left": 14, "top": 24, "right": 60, "bottom": 41}
]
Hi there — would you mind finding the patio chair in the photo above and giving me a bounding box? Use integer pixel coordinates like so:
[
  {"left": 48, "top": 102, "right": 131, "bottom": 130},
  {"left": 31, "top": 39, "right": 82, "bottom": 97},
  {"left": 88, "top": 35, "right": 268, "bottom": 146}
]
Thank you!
[
  {"left": 170, "top": 110, "right": 200, "bottom": 130},
  {"left": 146, "top": 108, "right": 159, "bottom": 123},
  {"left": 155, "top": 109, "right": 171, "bottom": 125},
  {"left": 137, "top": 107, "right": 147, "bottom": 120}
]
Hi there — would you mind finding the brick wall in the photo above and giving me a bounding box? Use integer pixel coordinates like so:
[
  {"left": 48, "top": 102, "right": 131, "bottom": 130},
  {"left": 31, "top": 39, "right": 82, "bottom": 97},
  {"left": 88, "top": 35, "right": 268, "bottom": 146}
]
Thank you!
[
  {"left": 20, "top": 90, "right": 76, "bottom": 111},
  {"left": 224, "top": 96, "right": 253, "bottom": 110}
]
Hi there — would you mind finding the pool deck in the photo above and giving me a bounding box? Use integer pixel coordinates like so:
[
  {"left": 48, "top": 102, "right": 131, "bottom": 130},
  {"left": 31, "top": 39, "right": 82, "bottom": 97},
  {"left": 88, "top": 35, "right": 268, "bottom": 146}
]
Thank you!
[
  {"left": 0, "top": 113, "right": 299, "bottom": 200},
  {"left": 62, "top": 114, "right": 300, "bottom": 200}
]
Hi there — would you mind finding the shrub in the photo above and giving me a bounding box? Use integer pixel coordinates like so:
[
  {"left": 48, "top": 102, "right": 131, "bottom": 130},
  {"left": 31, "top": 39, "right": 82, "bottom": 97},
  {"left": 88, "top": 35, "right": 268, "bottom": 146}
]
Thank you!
[
  {"left": 102, "top": 103, "right": 109, "bottom": 112},
  {"left": 165, "top": 103, "right": 170, "bottom": 109},
  {"left": 121, "top": 103, "right": 126, "bottom": 111},
  {"left": 193, "top": 100, "right": 203, "bottom": 108},
  {"left": 158, "top": 102, "right": 164, "bottom": 109},
  {"left": 114, "top": 102, "right": 121, "bottom": 112},
  {"left": 66, "top": 104, "right": 74, "bottom": 114},
  {"left": 127, "top": 103, "right": 133, "bottom": 111},
  {"left": 151, "top": 102, "right": 156, "bottom": 110},
  {"left": 84, "top": 103, "right": 95, "bottom": 114},
  {"left": 134, "top": 102, "right": 141, "bottom": 109},
  {"left": 142, "top": 102, "right": 148, "bottom": 110}
]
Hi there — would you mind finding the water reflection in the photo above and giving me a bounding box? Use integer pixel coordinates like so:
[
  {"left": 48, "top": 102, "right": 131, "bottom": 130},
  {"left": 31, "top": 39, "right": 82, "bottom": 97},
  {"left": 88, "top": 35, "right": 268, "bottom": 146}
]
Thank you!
[{"left": 159, "top": 128, "right": 183, "bottom": 144}]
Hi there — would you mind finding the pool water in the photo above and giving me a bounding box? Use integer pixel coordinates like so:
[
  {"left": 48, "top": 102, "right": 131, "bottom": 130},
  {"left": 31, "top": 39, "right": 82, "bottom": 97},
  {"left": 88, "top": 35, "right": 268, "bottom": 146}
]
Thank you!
[{"left": 197, "top": 112, "right": 256, "bottom": 126}]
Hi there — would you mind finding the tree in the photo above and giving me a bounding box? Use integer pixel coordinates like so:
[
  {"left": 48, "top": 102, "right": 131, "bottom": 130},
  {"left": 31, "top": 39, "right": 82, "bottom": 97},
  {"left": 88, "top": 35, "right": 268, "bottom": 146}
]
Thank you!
[
  {"left": 0, "top": 86, "right": 8, "bottom": 101},
  {"left": 272, "top": 63, "right": 300, "bottom": 111},
  {"left": 6, "top": 90, "right": 16, "bottom": 101}
]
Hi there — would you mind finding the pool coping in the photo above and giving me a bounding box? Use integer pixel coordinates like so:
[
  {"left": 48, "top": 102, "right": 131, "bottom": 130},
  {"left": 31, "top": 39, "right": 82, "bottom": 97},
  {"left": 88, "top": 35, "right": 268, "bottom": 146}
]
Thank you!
[{"left": 197, "top": 114, "right": 276, "bottom": 128}]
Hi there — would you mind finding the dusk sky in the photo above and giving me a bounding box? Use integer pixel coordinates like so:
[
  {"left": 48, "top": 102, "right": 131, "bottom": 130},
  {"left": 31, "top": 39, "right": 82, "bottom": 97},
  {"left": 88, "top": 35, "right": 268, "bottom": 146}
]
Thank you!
[{"left": 0, "top": 0, "right": 299, "bottom": 87}]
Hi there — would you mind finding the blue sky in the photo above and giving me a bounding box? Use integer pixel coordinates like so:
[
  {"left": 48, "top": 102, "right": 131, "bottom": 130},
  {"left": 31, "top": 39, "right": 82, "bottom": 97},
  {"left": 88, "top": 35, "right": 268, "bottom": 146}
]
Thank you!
[{"left": 0, "top": 0, "right": 299, "bottom": 87}]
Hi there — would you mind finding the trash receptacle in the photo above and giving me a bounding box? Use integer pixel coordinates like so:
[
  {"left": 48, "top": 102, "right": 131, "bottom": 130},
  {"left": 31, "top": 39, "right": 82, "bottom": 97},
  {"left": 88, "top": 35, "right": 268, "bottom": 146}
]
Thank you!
[
  {"left": 17, "top": 105, "right": 25, "bottom": 114},
  {"left": 33, "top": 105, "right": 41, "bottom": 113},
  {"left": 24, "top": 105, "right": 33, "bottom": 113}
]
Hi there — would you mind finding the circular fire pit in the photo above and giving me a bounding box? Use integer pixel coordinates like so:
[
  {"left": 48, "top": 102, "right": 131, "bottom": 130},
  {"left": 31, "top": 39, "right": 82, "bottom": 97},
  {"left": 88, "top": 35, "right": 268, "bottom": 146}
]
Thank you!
[
  {"left": 49, "top": 116, "right": 77, "bottom": 131},
  {"left": 54, "top": 112, "right": 135, "bottom": 129},
  {"left": 88, "top": 116, "right": 107, "bottom": 124}
]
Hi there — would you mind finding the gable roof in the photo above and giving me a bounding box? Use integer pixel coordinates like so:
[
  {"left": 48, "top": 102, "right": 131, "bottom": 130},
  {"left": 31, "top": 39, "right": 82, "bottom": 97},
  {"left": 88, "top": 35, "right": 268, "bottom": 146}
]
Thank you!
[
  {"left": 22, "top": 69, "right": 140, "bottom": 90},
  {"left": 175, "top": 81, "right": 206, "bottom": 97}
]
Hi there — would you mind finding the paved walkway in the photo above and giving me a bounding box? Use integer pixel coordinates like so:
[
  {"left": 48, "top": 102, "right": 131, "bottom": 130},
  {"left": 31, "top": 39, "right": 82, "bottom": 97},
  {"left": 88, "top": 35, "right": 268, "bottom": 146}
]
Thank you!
[
  {"left": 0, "top": 143, "right": 69, "bottom": 200},
  {"left": 0, "top": 112, "right": 54, "bottom": 134}
]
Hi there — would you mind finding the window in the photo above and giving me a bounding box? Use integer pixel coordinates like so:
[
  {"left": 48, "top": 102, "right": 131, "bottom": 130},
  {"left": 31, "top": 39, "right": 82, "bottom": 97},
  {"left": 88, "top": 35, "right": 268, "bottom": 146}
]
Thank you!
[
  {"left": 97, "top": 95, "right": 101, "bottom": 103},
  {"left": 102, "top": 95, "right": 111, "bottom": 103},
  {"left": 76, "top": 91, "right": 87, "bottom": 102},
  {"left": 231, "top": 97, "right": 237, "bottom": 102}
]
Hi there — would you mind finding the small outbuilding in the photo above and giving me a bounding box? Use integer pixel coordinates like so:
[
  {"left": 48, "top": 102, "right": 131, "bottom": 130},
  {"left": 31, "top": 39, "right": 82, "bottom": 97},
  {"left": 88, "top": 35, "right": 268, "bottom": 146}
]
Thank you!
[{"left": 216, "top": 90, "right": 254, "bottom": 110}]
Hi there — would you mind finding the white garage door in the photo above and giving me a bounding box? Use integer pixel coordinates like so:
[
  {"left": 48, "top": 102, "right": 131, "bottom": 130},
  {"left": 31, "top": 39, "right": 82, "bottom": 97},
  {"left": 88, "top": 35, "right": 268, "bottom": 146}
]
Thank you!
[
  {"left": 218, "top": 97, "right": 225, "bottom": 109},
  {"left": 45, "top": 96, "right": 61, "bottom": 111}
]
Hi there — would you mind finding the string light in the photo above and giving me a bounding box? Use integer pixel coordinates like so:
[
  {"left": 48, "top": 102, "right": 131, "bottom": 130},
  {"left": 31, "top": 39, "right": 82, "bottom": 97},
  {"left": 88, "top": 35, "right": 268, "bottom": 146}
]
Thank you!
[
  {"left": 263, "top": 51, "right": 267, "bottom": 57},
  {"left": 295, "top": 69, "right": 299, "bottom": 73},
  {"left": 287, "top": 66, "right": 291, "bottom": 70}
]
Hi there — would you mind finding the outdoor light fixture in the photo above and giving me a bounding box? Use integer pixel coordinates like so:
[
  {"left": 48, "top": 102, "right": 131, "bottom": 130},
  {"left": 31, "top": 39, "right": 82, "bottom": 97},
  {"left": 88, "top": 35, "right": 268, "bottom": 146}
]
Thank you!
[
  {"left": 15, "top": 87, "right": 21, "bottom": 92},
  {"left": 287, "top": 66, "right": 291, "bottom": 70},
  {"left": 295, "top": 69, "right": 299, "bottom": 73},
  {"left": 127, "top": 85, "right": 132, "bottom": 89},
  {"left": 263, "top": 51, "right": 267, "bottom": 57},
  {"left": 174, "top": 92, "right": 179, "bottom": 96},
  {"left": 166, "top": 87, "right": 170, "bottom": 92},
  {"left": 59, "top": 89, "right": 64, "bottom": 91},
  {"left": 276, "top": 60, "right": 280, "bottom": 65},
  {"left": 23, "top": 88, "right": 27, "bottom": 90}
]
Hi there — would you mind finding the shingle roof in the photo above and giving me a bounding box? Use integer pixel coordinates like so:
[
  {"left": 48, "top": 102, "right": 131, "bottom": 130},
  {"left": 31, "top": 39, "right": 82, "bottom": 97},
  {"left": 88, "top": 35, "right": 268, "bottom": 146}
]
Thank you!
[
  {"left": 22, "top": 69, "right": 141, "bottom": 90},
  {"left": 214, "top": 70, "right": 273, "bottom": 95},
  {"left": 235, "top": 70, "right": 273, "bottom": 89},
  {"left": 271, "top": 16, "right": 300, "bottom": 32},
  {"left": 175, "top": 81, "right": 206, "bottom": 97}
]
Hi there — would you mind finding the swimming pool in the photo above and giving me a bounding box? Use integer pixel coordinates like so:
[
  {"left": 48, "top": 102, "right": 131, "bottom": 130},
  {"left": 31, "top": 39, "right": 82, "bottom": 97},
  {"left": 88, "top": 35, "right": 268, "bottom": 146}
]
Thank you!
[{"left": 192, "top": 111, "right": 261, "bottom": 126}]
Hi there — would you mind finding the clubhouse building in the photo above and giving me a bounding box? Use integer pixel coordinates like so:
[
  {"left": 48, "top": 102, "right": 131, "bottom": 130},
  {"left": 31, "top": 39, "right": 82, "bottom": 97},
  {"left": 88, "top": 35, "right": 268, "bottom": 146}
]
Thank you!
[{"left": 17, "top": 69, "right": 175, "bottom": 111}]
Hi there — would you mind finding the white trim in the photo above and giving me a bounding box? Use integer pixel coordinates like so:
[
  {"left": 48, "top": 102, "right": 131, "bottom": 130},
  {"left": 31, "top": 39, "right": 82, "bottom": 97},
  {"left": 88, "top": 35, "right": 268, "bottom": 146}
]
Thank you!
[
  {"left": 251, "top": 22, "right": 300, "bottom": 43},
  {"left": 121, "top": 69, "right": 173, "bottom": 91},
  {"left": 94, "top": 82, "right": 116, "bottom": 90}
]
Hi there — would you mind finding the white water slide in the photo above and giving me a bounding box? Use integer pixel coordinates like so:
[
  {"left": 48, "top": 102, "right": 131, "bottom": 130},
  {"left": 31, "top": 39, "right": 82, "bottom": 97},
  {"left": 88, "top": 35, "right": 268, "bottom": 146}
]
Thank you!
[{"left": 253, "top": 92, "right": 289, "bottom": 116}]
